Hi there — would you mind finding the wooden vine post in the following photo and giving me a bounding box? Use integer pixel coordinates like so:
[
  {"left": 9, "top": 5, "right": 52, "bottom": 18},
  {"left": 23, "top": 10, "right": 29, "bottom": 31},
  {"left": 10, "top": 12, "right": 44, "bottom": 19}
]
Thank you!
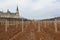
[
  {"left": 22, "top": 19, "right": 24, "bottom": 32},
  {"left": 54, "top": 19, "right": 58, "bottom": 32},
  {"left": 5, "top": 19, "right": 9, "bottom": 32},
  {"left": 38, "top": 21, "right": 40, "bottom": 32}
]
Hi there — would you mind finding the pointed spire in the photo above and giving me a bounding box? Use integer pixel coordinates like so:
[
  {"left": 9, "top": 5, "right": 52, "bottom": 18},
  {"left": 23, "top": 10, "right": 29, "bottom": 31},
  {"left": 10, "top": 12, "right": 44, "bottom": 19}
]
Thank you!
[
  {"left": 16, "top": 5, "right": 20, "bottom": 18},
  {"left": 16, "top": 6, "right": 19, "bottom": 11}
]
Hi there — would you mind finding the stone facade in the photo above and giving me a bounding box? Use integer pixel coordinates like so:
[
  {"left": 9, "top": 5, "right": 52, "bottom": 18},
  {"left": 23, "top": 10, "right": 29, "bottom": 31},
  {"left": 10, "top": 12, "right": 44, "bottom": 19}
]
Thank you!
[{"left": 0, "top": 6, "right": 20, "bottom": 18}]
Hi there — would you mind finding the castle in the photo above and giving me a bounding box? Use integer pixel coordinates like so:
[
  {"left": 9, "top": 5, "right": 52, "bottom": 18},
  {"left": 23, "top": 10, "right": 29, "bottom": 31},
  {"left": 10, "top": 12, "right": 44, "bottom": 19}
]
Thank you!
[{"left": 0, "top": 6, "right": 20, "bottom": 18}]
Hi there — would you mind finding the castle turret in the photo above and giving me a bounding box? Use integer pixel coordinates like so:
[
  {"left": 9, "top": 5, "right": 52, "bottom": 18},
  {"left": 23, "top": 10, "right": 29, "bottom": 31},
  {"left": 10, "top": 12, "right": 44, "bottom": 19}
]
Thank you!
[{"left": 7, "top": 9, "right": 10, "bottom": 13}]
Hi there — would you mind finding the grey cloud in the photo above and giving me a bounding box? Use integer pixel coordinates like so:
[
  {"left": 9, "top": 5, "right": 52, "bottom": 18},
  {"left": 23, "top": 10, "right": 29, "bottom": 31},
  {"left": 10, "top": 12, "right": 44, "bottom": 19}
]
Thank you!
[
  {"left": 56, "top": 0, "right": 60, "bottom": 2},
  {"left": 20, "top": 5, "right": 60, "bottom": 19},
  {"left": 32, "top": 0, "right": 39, "bottom": 2}
]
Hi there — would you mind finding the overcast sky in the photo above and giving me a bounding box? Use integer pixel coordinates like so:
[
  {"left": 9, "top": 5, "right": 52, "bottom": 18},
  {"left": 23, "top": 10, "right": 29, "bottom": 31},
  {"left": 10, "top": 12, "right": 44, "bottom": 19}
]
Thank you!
[{"left": 0, "top": 0, "right": 60, "bottom": 20}]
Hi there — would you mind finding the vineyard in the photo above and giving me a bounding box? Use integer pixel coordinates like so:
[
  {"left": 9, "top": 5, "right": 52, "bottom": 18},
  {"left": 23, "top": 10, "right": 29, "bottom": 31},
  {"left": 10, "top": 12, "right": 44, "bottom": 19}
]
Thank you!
[{"left": 0, "top": 19, "right": 60, "bottom": 40}]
